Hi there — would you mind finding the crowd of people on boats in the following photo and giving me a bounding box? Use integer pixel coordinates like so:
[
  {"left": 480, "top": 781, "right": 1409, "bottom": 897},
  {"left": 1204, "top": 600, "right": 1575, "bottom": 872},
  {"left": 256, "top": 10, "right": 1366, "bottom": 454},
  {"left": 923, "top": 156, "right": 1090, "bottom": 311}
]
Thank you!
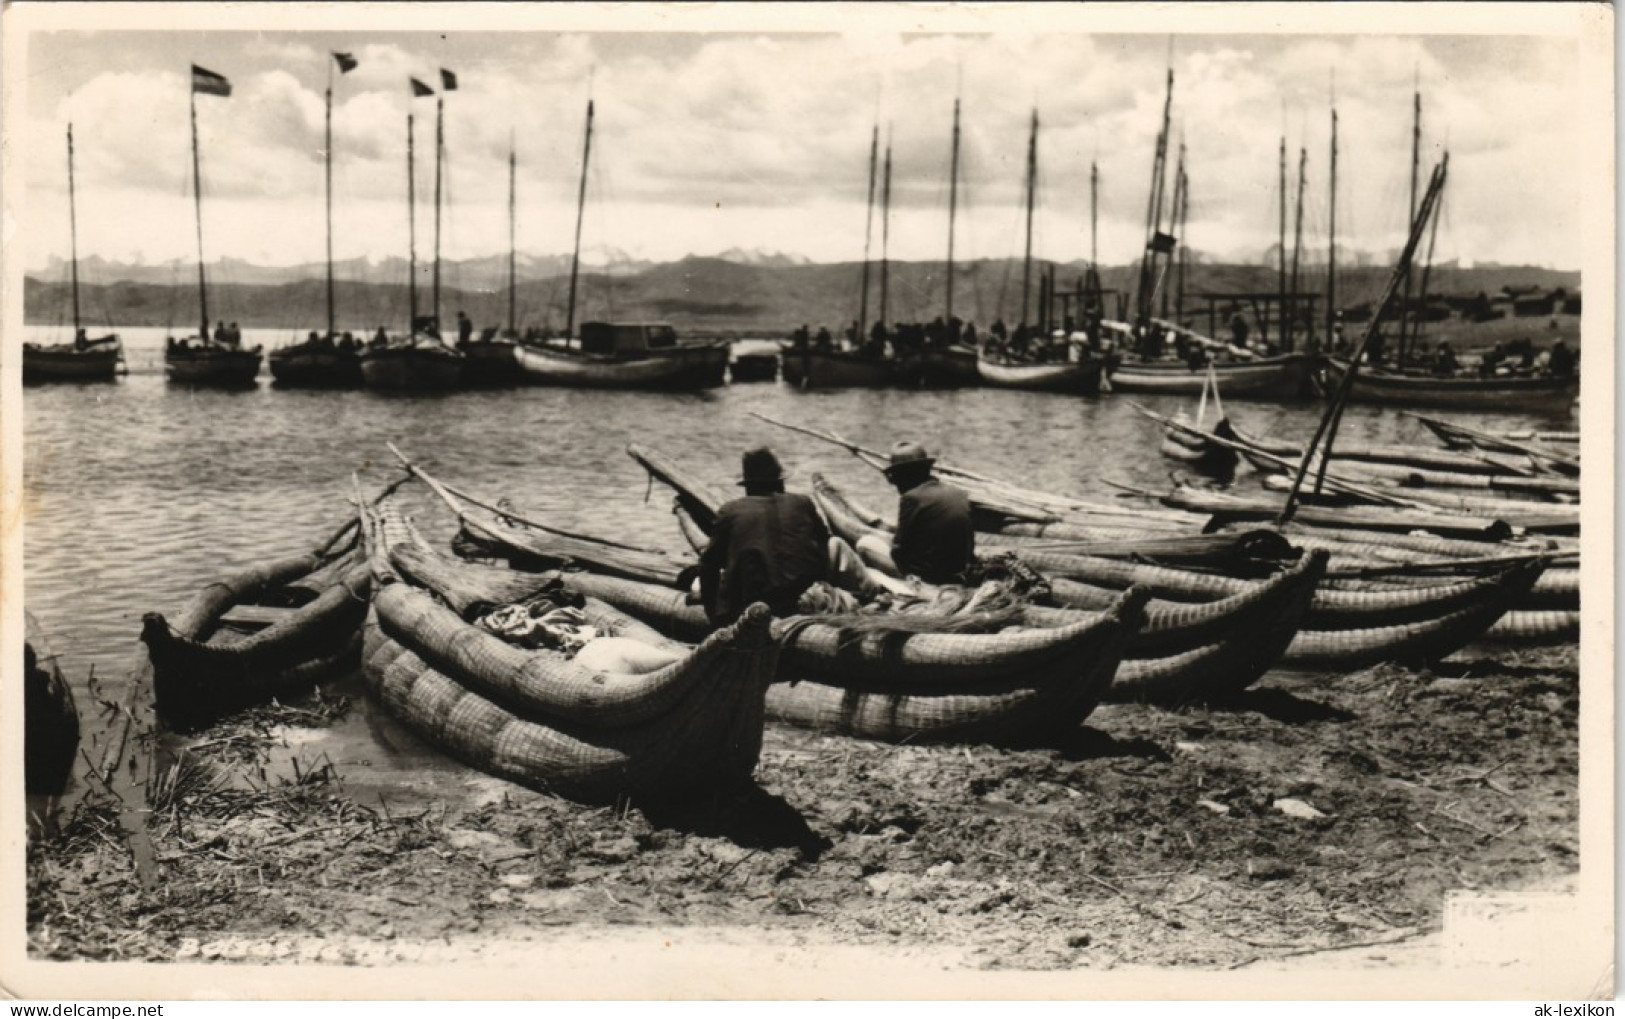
[
  {"left": 693, "top": 442, "right": 974, "bottom": 626},
  {"left": 167, "top": 320, "right": 249, "bottom": 352},
  {"left": 787, "top": 314, "right": 1122, "bottom": 365}
]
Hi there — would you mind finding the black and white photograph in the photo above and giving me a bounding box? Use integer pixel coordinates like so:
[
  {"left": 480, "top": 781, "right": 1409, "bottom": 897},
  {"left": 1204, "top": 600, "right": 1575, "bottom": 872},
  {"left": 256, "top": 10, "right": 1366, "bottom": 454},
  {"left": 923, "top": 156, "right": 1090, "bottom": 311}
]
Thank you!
[{"left": 3, "top": 1, "right": 1612, "bottom": 1002}]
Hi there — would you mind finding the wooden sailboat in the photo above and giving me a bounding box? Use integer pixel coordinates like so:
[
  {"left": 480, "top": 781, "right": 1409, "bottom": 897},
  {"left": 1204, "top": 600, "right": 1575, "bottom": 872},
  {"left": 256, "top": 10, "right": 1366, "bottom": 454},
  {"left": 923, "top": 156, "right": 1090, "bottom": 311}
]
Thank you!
[
  {"left": 515, "top": 100, "right": 728, "bottom": 389},
  {"left": 457, "top": 140, "right": 522, "bottom": 386},
  {"left": 781, "top": 122, "right": 898, "bottom": 389},
  {"left": 24, "top": 124, "right": 125, "bottom": 384},
  {"left": 360, "top": 75, "right": 464, "bottom": 391},
  {"left": 976, "top": 110, "right": 1105, "bottom": 394},
  {"left": 1108, "top": 71, "right": 1308, "bottom": 398},
  {"left": 1324, "top": 92, "right": 1576, "bottom": 409},
  {"left": 164, "top": 66, "right": 262, "bottom": 387},
  {"left": 271, "top": 53, "right": 364, "bottom": 388}
]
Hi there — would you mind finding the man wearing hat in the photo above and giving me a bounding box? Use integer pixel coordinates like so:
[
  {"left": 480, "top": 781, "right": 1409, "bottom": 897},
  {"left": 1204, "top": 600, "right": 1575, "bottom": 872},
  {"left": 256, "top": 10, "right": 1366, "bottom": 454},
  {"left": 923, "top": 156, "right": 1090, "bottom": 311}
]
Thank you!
[
  {"left": 858, "top": 441, "right": 975, "bottom": 584},
  {"left": 696, "top": 447, "right": 836, "bottom": 625}
]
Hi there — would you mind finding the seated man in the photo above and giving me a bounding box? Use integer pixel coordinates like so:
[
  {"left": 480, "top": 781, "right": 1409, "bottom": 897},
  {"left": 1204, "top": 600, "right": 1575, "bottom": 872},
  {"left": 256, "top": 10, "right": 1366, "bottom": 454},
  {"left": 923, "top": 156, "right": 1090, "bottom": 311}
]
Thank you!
[
  {"left": 697, "top": 448, "right": 839, "bottom": 626},
  {"left": 856, "top": 441, "right": 975, "bottom": 585}
]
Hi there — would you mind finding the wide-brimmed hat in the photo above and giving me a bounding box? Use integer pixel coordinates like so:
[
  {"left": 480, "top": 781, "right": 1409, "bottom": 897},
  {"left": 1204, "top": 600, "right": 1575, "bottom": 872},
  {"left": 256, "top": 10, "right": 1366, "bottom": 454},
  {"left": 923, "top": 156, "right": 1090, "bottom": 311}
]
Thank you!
[
  {"left": 882, "top": 440, "right": 936, "bottom": 476},
  {"left": 738, "top": 447, "right": 788, "bottom": 486}
]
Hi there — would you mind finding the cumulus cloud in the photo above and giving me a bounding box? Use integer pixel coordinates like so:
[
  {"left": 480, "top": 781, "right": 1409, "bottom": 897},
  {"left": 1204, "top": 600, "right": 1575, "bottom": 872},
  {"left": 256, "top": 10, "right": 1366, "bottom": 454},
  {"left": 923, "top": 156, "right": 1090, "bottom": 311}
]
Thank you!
[{"left": 20, "top": 27, "right": 1587, "bottom": 270}]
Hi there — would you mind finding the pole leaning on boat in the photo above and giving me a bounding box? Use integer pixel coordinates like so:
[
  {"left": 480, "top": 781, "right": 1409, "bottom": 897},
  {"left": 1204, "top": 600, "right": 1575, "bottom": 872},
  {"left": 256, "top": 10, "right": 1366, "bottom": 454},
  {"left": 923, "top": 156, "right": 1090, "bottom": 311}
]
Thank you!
[
  {"left": 945, "top": 98, "right": 960, "bottom": 327},
  {"left": 67, "top": 124, "right": 81, "bottom": 338}
]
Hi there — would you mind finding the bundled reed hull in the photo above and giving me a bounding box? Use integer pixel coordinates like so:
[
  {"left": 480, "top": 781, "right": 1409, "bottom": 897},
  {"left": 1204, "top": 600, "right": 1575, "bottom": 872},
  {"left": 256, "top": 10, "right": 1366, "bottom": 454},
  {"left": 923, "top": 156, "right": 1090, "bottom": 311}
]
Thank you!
[
  {"left": 1482, "top": 610, "right": 1579, "bottom": 645},
  {"left": 779, "top": 348, "right": 898, "bottom": 389},
  {"left": 515, "top": 341, "right": 728, "bottom": 390},
  {"left": 362, "top": 504, "right": 777, "bottom": 801},
  {"left": 25, "top": 612, "right": 80, "bottom": 797},
  {"left": 141, "top": 545, "right": 369, "bottom": 732},
  {"left": 268, "top": 345, "right": 363, "bottom": 387},
  {"left": 1282, "top": 560, "right": 1543, "bottom": 668},
  {"left": 976, "top": 355, "right": 1103, "bottom": 394}
]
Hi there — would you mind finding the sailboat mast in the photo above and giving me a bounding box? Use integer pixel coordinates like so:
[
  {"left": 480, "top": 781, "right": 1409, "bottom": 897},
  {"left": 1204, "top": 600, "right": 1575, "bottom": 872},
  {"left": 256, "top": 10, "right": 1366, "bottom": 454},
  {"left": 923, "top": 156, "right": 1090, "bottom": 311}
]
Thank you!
[
  {"left": 946, "top": 99, "right": 960, "bottom": 325},
  {"left": 879, "top": 136, "right": 892, "bottom": 327},
  {"left": 1290, "top": 147, "right": 1307, "bottom": 350},
  {"left": 1138, "top": 68, "right": 1173, "bottom": 324},
  {"left": 565, "top": 99, "right": 593, "bottom": 341},
  {"left": 67, "top": 124, "right": 81, "bottom": 336},
  {"left": 857, "top": 124, "right": 878, "bottom": 339},
  {"left": 508, "top": 141, "right": 516, "bottom": 336},
  {"left": 1021, "top": 109, "right": 1037, "bottom": 326},
  {"left": 190, "top": 88, "right": 209, "bottom": 339},
  {"left": 1327, "top": 106, "right": 1338, "bottom": 345},
  {"left": 1162, "top": 142, "right": 1185, "bottom": 320},
  {"left": 1090, "top": 160, "right": 1098, "bottom": 269},
  {"left": 325, "top": 83, "right": 335, "bottom": 340},
  {"left": 1277, "top": 135, "right": 1286, "bottom": 348},
  {"left": 433, "top": 96, "right": 444, "bottom": 332},
  {"left": 1176, "top": 164, "right": 1189, "bottom": 324},
  {"left": 1400, "top": 88, "right": 1420, "bottom": 361},
  {"left": 401, "top": 117, "right": 409, "bottom": 331},
  {"left": 1414, "top": 150, "right": 1448, "bottom": 334}
]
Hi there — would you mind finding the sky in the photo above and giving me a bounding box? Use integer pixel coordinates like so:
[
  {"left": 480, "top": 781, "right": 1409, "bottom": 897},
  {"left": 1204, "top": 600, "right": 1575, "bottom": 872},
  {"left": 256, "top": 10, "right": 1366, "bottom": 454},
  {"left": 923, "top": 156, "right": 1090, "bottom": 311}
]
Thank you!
[{"left": 14, "top": 9, "right": 1595, "bottom": 274}]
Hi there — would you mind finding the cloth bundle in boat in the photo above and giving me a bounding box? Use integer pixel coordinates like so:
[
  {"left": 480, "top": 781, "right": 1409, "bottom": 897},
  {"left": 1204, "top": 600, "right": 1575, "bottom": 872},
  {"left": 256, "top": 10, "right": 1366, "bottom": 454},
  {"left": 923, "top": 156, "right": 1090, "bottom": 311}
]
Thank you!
[{"left": 477, "top": 601, "right": 599, "bottom": 652}]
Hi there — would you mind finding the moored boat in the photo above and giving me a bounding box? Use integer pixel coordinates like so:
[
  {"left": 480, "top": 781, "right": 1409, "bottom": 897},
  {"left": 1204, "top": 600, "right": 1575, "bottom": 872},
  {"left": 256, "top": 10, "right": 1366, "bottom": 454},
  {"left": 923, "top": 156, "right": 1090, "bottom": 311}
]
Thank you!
[
  {"left": 779, "top": 346, "right": 898, "bottom": 389},
  {"left": 165, "top": 337, "right": 263, "bottom": 387},
  {"left": 516, "top": 323, "right": 728, "bottom": 390},
  {"left": 359, "top": 334, "right": 464, "bottom": 391},
  {"left": 976, "top": 351, "right": 1105, "bottom": 394},
  {"left": 1322, "top": 357, "right": 1578, "bottom": 410},
  {"left": 269, "top": 336, "right": 364, "bottom": 388},
  {"left": 23, "top": 336, "right": 124, "bottom": 383}
]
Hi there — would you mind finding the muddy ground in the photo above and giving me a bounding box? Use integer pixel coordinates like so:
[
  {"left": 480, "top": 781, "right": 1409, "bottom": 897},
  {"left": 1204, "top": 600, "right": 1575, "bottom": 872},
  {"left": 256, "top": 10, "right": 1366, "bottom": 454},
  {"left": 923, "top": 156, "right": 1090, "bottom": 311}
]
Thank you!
[{"left": 26, "top": 643, "right": 1578, "bottom": 972}]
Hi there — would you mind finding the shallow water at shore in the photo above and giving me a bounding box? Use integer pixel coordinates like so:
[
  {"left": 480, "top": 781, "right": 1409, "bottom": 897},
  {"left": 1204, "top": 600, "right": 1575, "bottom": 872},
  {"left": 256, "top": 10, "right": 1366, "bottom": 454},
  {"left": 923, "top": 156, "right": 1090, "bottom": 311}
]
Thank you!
[{"left": 20, "top": 338, "right": 1578, "bottom": 805}]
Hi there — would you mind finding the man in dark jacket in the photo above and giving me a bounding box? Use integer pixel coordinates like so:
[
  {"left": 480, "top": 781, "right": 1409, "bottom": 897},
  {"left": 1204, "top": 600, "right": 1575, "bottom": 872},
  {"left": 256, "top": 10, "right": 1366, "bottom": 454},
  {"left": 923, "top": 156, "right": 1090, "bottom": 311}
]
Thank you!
[
  {"left": 698, "top": 448, "right": 833, "bottom": 625},
  {"left": 858, "top": 441, "right": 975, "bottom": 584}
]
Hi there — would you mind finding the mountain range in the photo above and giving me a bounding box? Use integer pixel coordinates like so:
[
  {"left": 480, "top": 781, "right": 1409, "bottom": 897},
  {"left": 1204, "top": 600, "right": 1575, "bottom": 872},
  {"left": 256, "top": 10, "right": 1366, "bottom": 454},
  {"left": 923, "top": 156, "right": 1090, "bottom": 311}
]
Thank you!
[{"left": 25, "top": 255, "right": 1579, "bottom": 334}]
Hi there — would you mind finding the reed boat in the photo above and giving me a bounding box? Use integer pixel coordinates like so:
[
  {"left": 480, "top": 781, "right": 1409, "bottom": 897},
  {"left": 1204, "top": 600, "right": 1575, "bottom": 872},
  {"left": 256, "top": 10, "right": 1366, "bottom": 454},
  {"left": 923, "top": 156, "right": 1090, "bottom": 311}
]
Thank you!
[
  {"left": 140, "top": 525, "right": 371, "bottom": 732},
  {"left": 1322, "top": 357, "right": 1578, "bottom": 410},
  {"left": 1483, "top": 609, "right": 1580, "bottom": 645},
  {"left": 361, "top": 501, "right": 776, "bottom": 802},
  {"left": 779, "top": 347, "right": 898, "bottom": 389},
  {"left": 359, "top": 335, "right": 465, "bottom": 391},
  {"left": 516, "top": 324, "right": 729, "bottom": 390},
  {"left": 1416, "top": 416, "right": 1578, "bottom": 450},
  {"left": 1162, "top": 486, "right": 1547, "bottom": 540},
  {"left": 25, "top": 612, "right": 81, "bottom": 798},
  {"left": 976, "top": 352, "right": 1104, "bottom": 394},
  {"left": 514, "top": 566, "right": 1147, "bottom": 746},
  {"left": 269, "top": 338, "right": 363, "bottom": 388},
  {"left": 1222, "top": 420, "right": 1541, "bottom": 476},
  {"left": 1253, "top": 473, "right": 1581, "bottom": 525},
  {"left": 1110, "top": 352, "right": 1311, "bottom": 398},
  {"left": 24, "top": 336, "right": 124, "bottom": 383}
]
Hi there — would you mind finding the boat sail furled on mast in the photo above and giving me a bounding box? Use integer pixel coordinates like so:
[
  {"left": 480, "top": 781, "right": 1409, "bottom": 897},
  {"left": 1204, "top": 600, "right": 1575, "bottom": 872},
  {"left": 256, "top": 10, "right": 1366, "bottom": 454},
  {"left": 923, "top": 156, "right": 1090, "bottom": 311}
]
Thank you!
[
  {"left": 23, "top": 124, "right": 125, "bottom": 383},
  {"left": 513, "top": 98, "right": 728, "bottom": 389},
  {"left": 359, "top": 71, "right": 464, "bottom": 392},
  {"left": 271, "top": 51, "right": 364, "bottom": 388},
  {"left": 164, "top": 65, "right": 262, "bottom": 387}
]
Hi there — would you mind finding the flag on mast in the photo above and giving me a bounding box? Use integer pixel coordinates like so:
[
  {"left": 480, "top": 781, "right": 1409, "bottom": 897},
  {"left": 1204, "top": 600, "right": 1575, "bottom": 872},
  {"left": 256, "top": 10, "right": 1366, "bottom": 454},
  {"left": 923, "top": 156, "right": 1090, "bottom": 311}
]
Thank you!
[
  {"left": 333, "top": 52, "right": 358, "bottom": 74},
  {"left": 191, "top": 65, "right": 232, "bottom": 97},
  {"left": 410, "top": 77, "right": 435, "bottom": 98},
  {"left": 439, "top": 68, "right": 458, "bottom": 91}
]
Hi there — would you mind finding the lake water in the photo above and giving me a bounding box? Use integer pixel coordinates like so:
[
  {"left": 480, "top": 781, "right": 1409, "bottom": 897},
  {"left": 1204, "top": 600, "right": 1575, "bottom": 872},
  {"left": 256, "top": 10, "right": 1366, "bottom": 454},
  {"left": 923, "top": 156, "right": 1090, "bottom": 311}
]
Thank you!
[{"left": 20, "top": 323, "right": 1579, "bottom": 803}]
